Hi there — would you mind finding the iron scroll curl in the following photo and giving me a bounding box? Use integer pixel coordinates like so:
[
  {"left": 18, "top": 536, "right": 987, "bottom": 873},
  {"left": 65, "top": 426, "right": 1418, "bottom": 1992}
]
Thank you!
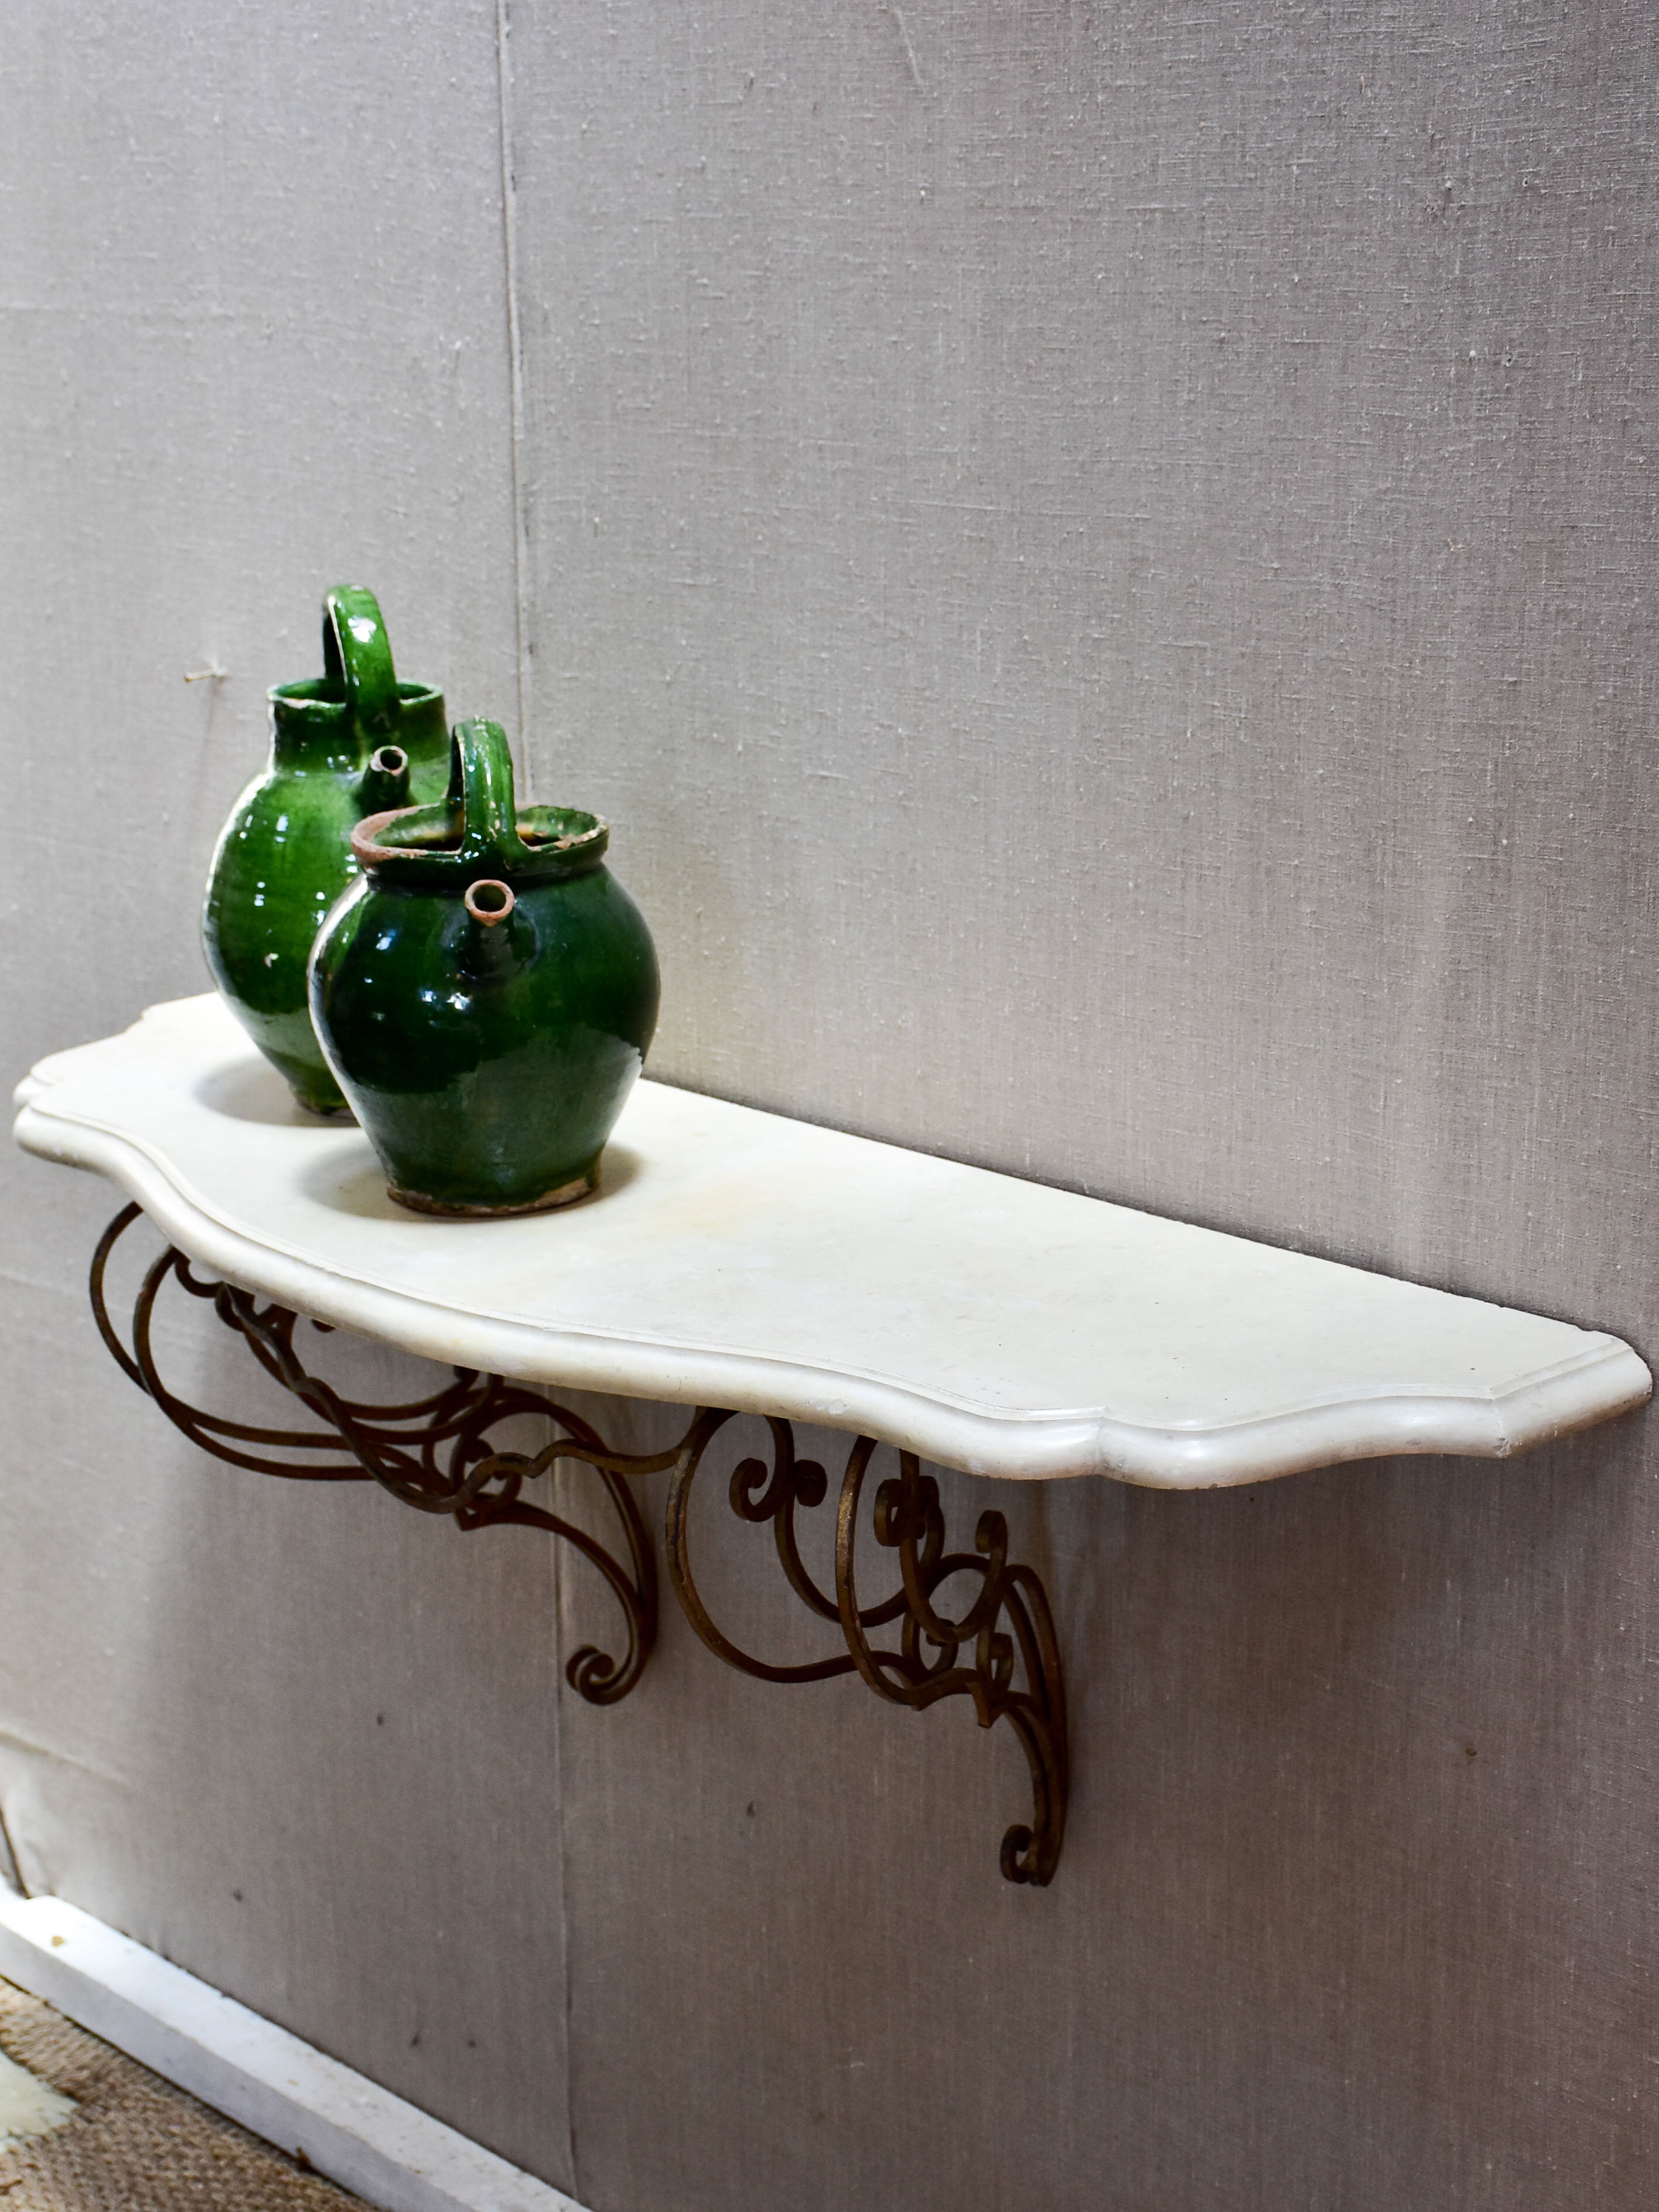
[
  {"left": 665, "top": 1410, "right": 1068, "bottom": 1885},
  {"left": 90, "top": 1202, "right": 664, "bottom": 1706}
]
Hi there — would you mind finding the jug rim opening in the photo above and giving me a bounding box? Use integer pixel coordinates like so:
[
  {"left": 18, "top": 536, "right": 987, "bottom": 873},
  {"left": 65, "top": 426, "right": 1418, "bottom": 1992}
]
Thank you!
[
  {"left": 351, "top": 799, "right": 609, "bottom": 885},
  {"left": 269, "top": 677, "right": 443, "bottom": 715}
]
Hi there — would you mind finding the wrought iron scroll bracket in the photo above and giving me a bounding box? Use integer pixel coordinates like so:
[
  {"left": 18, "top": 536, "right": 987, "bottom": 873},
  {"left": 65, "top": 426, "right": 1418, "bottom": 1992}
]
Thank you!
[
  {"left": 665, "top": 1410, "right": 1069, "bottom": 1885},
  {"left": 88, "top": 1204, "right": 1070, "bottom": 1883},
  {"left": 88, "top": 1203, "right": 668, "bottom": 1706}
]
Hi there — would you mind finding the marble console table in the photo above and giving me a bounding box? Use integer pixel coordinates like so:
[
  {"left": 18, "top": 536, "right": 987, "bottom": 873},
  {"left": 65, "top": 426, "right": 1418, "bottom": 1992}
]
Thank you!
[{"left": 15, "top": 995, "right": 1651, "bottom": 1886}]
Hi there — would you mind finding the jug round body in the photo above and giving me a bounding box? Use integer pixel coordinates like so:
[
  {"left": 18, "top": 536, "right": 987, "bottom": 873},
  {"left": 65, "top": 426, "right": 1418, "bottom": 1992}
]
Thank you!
[{"left": 308, "top": 719, "right": 660, "bottom": 1214}]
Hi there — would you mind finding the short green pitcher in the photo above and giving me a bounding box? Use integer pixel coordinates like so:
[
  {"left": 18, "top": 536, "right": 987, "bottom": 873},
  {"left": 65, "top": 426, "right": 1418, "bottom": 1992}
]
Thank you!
[
  {"left": 202, "top": 586, "right": 448, "bottom": 1114},
  {"left": 308, "top": 718, "right": 660, "bottom": 1216}
]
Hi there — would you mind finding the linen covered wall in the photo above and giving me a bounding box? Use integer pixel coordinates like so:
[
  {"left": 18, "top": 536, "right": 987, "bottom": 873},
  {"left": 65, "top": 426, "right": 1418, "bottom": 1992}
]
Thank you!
[{"left": 3, "top": 5, "right": 1655, "bottom": 2208}]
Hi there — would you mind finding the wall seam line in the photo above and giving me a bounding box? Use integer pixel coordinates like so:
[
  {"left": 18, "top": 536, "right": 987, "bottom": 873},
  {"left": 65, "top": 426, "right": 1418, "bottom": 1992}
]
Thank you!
[
  {"left": 0, "top": 1800, "right": 28, "bottom": 1898},
  {"left": 495, "top": 0, "right": 531, "bottom": 770}
]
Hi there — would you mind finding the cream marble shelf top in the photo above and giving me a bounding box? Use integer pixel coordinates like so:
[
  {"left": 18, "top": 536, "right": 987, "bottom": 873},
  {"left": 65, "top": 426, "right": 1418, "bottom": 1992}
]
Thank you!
[{"left": 14, "top": 995, "right": 1651, "bottom": 1489}]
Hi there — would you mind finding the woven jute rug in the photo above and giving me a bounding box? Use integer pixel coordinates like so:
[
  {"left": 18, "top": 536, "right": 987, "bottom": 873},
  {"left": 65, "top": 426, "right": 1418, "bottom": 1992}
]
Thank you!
[{"left": 0, "top": 1975, "right": 364, "bottom": 2210}]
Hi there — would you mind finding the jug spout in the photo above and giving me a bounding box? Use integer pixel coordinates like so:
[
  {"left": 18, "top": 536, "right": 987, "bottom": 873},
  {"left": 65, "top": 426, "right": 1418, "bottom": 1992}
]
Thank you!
[
  {"left": 462, "top": 878, "right": 518, "bottom": 978},
  {"left": 357, "top": 745, "right": 411, "bottom": 815}
]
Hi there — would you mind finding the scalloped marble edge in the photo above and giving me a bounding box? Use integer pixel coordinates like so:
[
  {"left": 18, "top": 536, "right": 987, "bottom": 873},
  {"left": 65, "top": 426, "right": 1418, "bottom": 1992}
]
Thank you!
[{"left": 14, "top": 1071, "right": 1651, "bottom": 1490}]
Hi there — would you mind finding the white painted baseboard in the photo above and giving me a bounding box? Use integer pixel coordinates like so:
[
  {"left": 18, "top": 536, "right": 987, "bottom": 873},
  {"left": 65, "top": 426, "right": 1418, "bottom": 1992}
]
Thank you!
[{"left": 0, "top": 1889, "right": 588, "bottom": 2212}]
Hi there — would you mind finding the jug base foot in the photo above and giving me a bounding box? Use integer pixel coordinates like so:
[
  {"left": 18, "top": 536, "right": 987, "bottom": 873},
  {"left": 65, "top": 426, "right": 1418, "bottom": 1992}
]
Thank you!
[{"left": 386, "top": 1166, "right": 598, "bottom": 1219}]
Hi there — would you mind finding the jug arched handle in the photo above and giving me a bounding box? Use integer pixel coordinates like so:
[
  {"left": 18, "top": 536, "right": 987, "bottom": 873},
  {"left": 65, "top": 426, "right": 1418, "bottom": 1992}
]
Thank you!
[
  {"left": 323, "top": 585, "right": 400, "bottom": 735},
  {"left": 449, "top": 719, "right": 533, "bottom": 869}
]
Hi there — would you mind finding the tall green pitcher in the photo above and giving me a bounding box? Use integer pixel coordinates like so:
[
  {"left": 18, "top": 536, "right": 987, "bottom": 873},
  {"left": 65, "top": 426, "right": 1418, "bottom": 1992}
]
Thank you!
[{"left": 202, "top": 586, "right": 448, "bottom": 1113}]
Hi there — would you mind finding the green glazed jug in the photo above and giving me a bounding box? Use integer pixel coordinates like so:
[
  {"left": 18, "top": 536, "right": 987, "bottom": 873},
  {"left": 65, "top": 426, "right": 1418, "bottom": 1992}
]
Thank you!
[
  {"left": 202, "top": 586, "right": 448, "bottom": 1114},
  {"left": 308, "top": 718, "right": 660, "bottom": 1216}
]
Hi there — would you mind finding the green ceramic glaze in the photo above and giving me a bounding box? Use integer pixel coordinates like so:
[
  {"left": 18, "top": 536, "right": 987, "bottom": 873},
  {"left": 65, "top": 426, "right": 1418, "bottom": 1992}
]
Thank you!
[
  {"left": 308, "top": 719, "right": 660, "bottom": 1216},
  {"left": 202, "top": 586, "right": 448, "bottom": 1114}
]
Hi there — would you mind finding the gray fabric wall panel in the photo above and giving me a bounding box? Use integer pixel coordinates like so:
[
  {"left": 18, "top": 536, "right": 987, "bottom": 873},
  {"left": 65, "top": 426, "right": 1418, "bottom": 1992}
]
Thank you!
[
  {"left": 0, "top": 0, "right": 572, "bottom": 2186},
  {"left": 511, "top": 0, "right": 1659, "bottom": 1305},
  {"left": 2, "top": 2, "right": 1657, "bottom": 2209},
  {"left": 508, "top": 3, "right": 1659, "bottom": 2206},
  {"left": 548, "top": 1419, "right": 1659, "bottom": 2211}
]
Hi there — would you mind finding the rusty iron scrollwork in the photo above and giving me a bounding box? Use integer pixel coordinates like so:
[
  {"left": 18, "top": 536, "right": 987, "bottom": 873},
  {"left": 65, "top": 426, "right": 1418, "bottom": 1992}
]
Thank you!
[
  {"left": 665, "top": 1409, "right": 1069, "bottom": 1885},
  {"left": 88, "top": 1203, "right": 676, "bottom": 1705},
  {"left": 89, "top": 1206, "right": 1070, "bottom": 1881}
]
